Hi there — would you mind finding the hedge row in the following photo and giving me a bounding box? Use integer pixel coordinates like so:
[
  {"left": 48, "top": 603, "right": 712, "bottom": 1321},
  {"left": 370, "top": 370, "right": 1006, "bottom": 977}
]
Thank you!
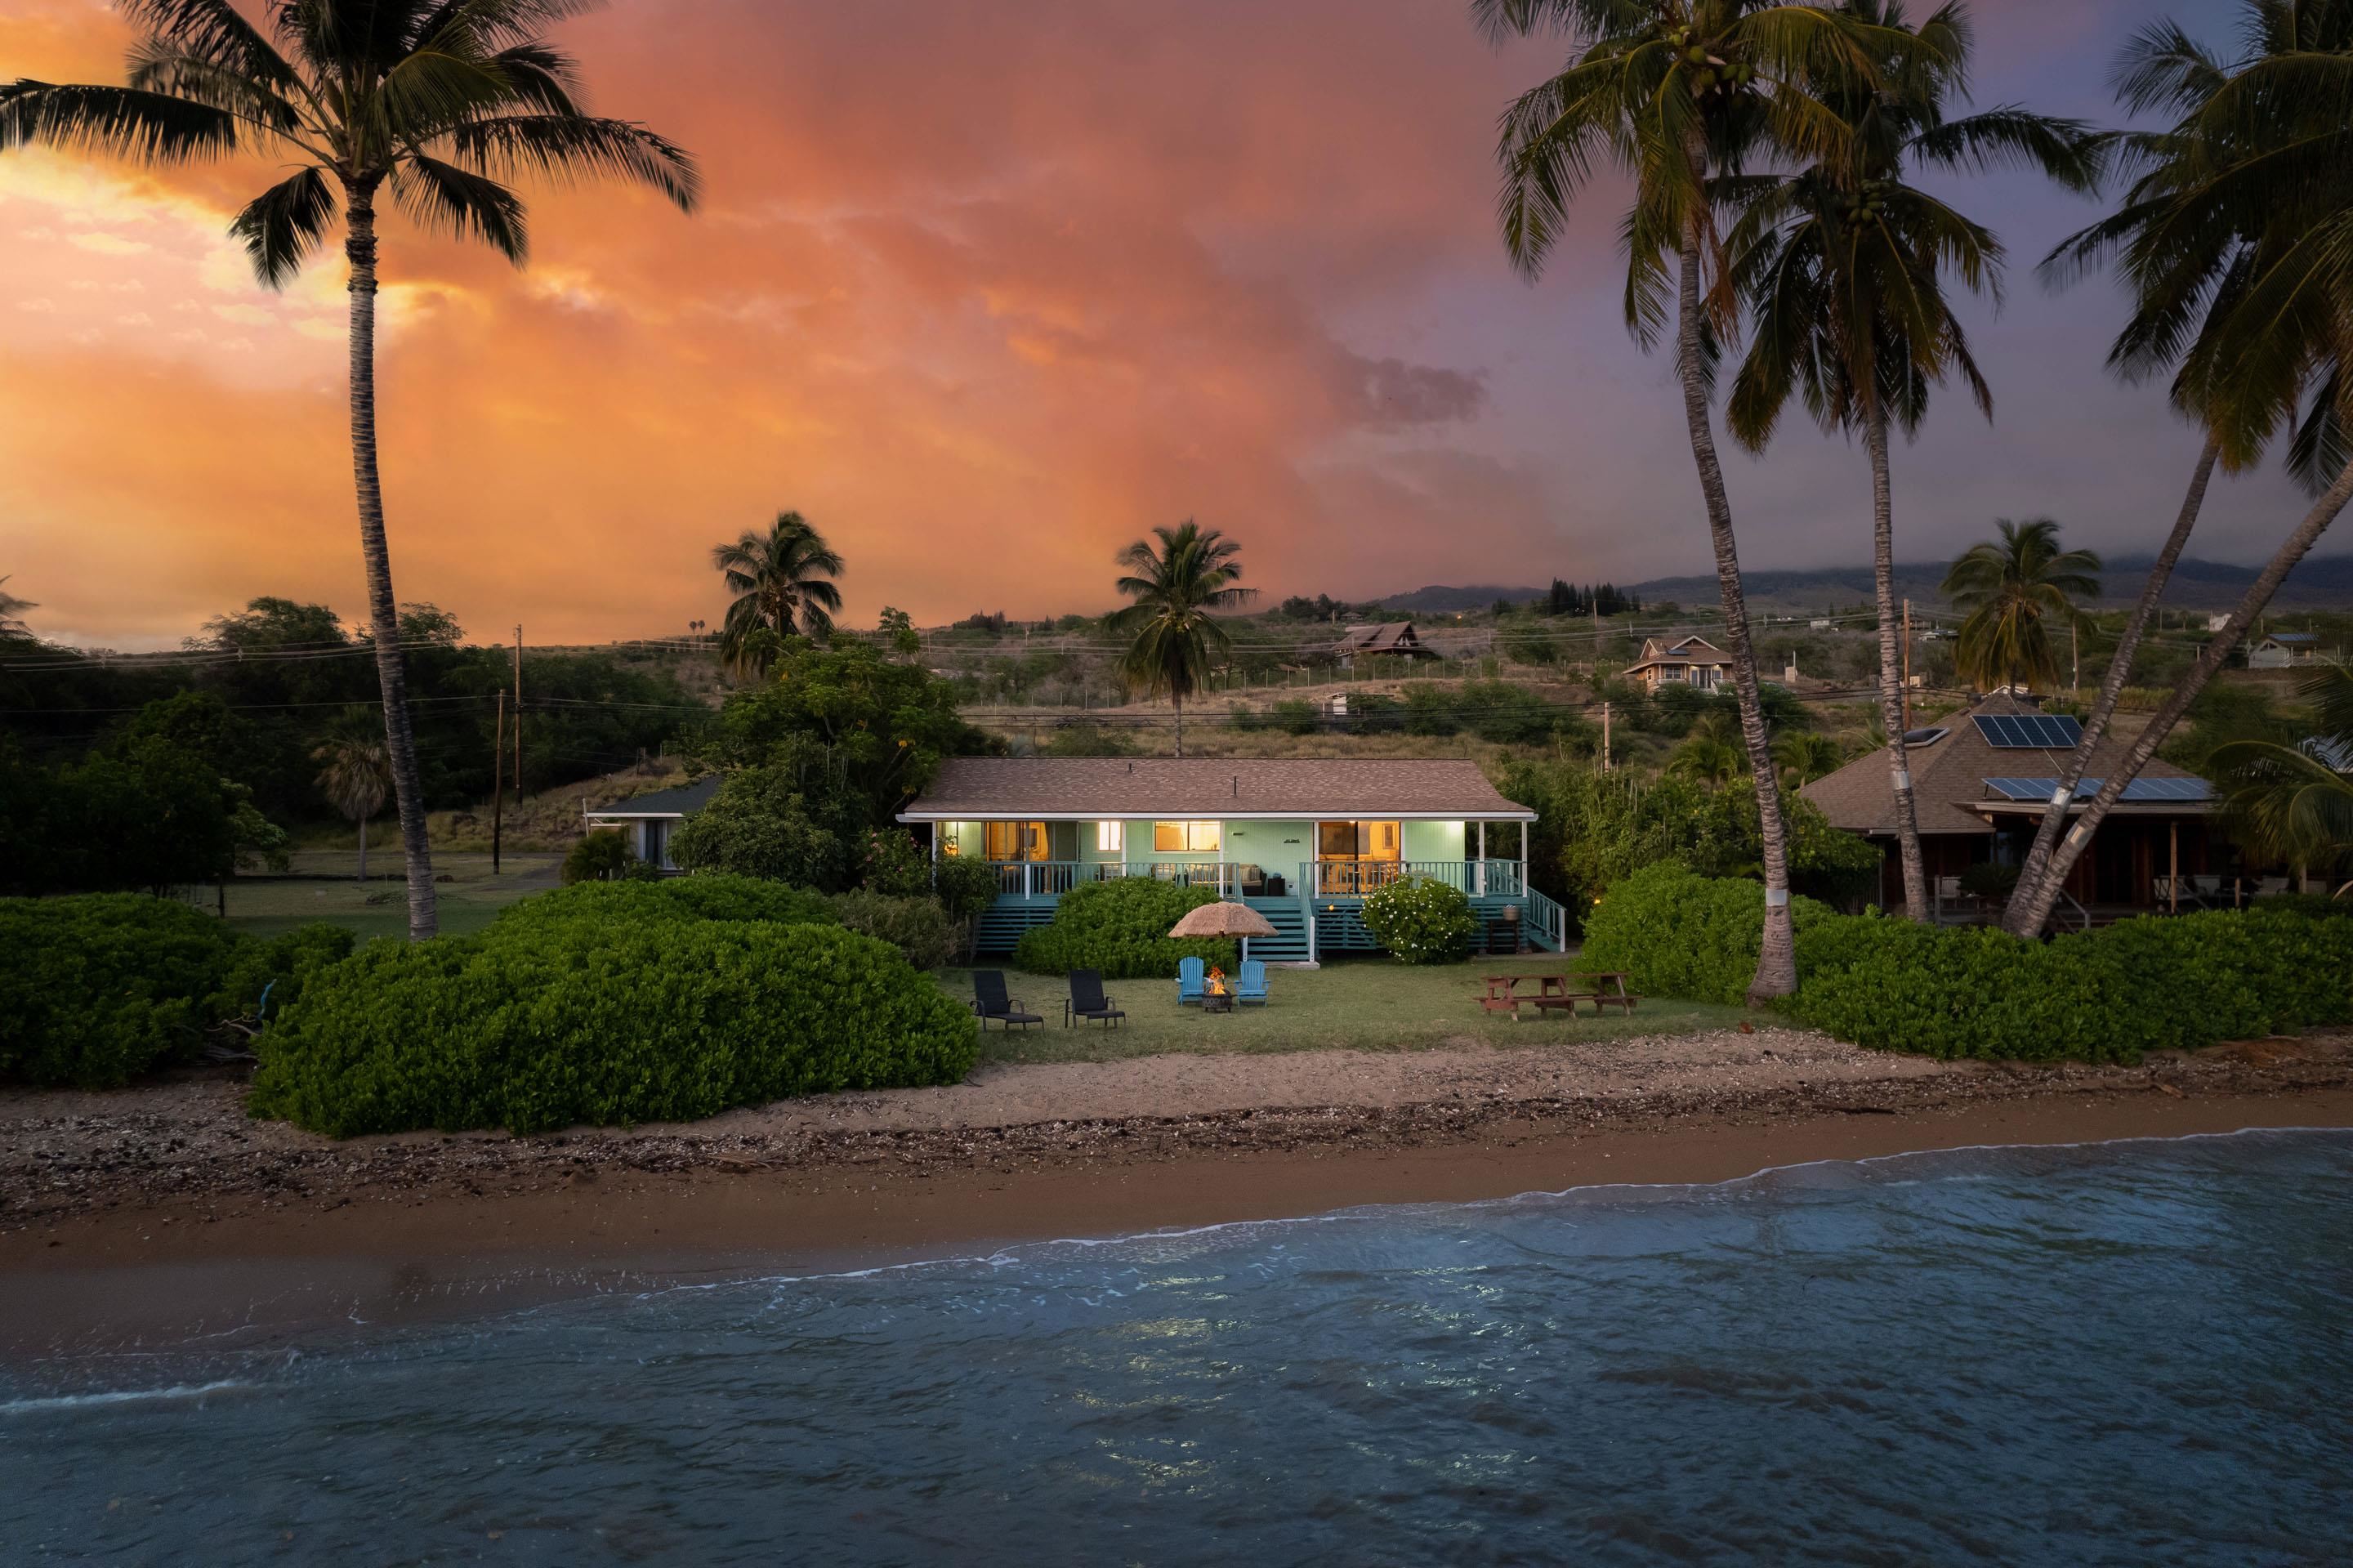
[
  {"left": 0, "top": 896, "right": 353, "bottom": 1088},
  {"left": 1581, "top": 864, "right": 2353, "bottom": 1062},
  {"left": 251, "top": 874, "right": 975, "bottom": 1136},
  {"left": 1013, "top": 878, "right": 1237, "bottom": 978}
]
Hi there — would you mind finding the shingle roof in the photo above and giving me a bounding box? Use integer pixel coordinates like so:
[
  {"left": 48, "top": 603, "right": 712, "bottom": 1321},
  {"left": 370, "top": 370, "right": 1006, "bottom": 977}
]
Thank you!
[
  {"left": 1627, "top": 635, "right": 1730, "bottom": 671},
  {"left": 900, "top": 757, "right": 1533, "bottom": 820},
  {"left": 1802, "top": 695, "right": 2203, "bottom": 834},
  {"left": 583, "top": 775, "right": 721, "bottom": 818},
  {"left": 1335, "top": 621, "right": 1424, "bottom": 654}
]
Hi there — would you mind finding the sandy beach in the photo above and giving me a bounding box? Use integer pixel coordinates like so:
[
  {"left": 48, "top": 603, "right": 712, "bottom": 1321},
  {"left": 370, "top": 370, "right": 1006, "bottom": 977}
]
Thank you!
[{"left": 5, "top": 1025, "right": 2351, "bottom": 1348}]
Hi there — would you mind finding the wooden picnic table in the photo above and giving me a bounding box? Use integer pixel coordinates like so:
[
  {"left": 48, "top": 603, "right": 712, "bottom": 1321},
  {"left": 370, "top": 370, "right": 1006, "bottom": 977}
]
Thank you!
[{"left": 1478, "top": 972, "right": 1644, "bottom": 1021}]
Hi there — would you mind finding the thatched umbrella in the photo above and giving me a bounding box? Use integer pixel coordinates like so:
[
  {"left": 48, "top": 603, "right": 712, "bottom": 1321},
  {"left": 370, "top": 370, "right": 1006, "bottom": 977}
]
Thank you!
[{"left": 1168, "top": 900, "right": 1278, "bottom": 963}]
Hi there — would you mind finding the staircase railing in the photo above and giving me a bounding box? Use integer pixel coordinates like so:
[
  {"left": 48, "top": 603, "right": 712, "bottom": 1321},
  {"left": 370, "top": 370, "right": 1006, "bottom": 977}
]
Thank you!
[{"left": 1520, "top": 887, "right": 1569, "bottom": 952}]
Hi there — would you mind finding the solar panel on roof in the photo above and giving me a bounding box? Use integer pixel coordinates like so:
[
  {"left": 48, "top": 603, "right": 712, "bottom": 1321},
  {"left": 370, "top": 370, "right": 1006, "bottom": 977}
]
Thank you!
[
  {"left": 1980, "top": 775, "right": 2212, "bottom": 804},
  {"left": 1971, "top": 713, "right": 2083, "bottom": 749}
]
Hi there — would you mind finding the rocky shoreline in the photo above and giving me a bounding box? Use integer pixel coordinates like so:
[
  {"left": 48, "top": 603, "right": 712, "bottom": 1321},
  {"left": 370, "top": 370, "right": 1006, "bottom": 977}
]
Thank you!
[{"left": 7, "top": 1033, "right": 2349, "bottom": 1235}]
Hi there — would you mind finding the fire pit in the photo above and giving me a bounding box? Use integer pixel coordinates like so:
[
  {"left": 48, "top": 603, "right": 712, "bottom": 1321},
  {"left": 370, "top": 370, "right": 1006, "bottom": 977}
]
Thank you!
[{"left": 1202, "top": 966, "right": 1235, "bottom": 1014}]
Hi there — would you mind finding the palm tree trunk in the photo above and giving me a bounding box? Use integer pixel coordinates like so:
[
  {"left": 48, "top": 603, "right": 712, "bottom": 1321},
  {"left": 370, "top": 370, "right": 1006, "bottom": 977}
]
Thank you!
[
  {"left": 345, "top": 185, "right": 439, "bottom": 941},
  {"left": 1173, "top": 690, "right": 1185, "bottom": 759},
  {"left": 2005, "top": 436, "right": 2221, "bottom": 936},
  {"left": 1864, "top": 390, "right": 1927, "bottom": 921},
  {"left": 1676, "top": 229, "right": 1795, "bottom": 1002},
  {"left": 2008, "top": 452, "right": 2353, "bottom": 936},
  {"left": 357, "top": 816, "right": 368, "bottom": 882}
]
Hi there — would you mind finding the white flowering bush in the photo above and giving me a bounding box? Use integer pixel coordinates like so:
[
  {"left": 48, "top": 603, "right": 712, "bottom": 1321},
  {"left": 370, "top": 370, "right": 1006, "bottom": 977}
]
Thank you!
[{"left": 1360, "top": 874, "right": 1479, "bottom": 965}]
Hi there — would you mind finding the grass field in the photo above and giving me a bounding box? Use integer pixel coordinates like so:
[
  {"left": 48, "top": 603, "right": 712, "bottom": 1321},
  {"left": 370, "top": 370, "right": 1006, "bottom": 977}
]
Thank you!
[
  {"left": 220, "top": 851, "right": 565, "bottom": 940},
  {"left": 942, "top": 954, "right": 1750, "bottom": 1065}
]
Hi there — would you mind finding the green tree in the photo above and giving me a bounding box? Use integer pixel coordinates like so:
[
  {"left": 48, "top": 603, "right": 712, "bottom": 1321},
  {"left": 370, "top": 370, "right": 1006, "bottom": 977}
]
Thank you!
[
  {"left": 1940, "top": 518, "right": 2101, "bottom": 692},
  {"left": 2206, "top": 661, "right": 2353, "bottom": 896},
  {"left": 1726, "top": 0, "right": 2101, "bottom": 920},
  {"left": 1774, "top": 729, "right": 1847, "bottom": 788},
  {"left": 2, "top": 0, "right": 699, "bottom": 940},
  {"left": 668, "top": 767, "right": 846, "bottom": 887},
  {"left": 1668, "top": 710, "right": 1748, "bottom": 785},
  {"left": 876, "top": 605, "right": 921, "bottom": 659},
  {"left": 1480, "top": 0, "right": 1903, "bottom": 1001},
  {"left": 2007, "top": 2, "right": 2353, "bottom": 935},
  {"left": 1108, "top": 520, "right": 1256, "bottom": 757},
  {"left": 312, "top": 730, "right": 392, "bottom": 881},
  {"left": 712, "top": 511, "right": 846, "bottom": 678}
]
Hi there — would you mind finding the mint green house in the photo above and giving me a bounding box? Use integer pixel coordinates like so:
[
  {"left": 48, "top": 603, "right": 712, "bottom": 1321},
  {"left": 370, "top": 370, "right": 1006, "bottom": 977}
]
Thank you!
[{"left": 897, "top": 757, "right": 1559, "bottom": 963}]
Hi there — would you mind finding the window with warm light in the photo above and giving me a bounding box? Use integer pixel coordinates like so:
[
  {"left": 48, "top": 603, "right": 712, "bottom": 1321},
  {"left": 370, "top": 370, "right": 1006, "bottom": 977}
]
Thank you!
[
  {"left": 1096, "top": 820, "right": 1123, "bottom": 853},
  {"left": 1153, "top": 820, "right": 1221, "bottom": 853}
]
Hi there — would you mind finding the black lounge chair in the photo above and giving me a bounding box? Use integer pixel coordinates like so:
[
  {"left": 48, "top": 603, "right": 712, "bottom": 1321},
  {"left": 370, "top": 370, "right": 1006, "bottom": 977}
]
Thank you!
[
  {"left": 1064, "top": 969, "right": 1125, "bottom": 1028},
  {"left": 972, "top": 970, "right": 1043, "bottom": 1030}
]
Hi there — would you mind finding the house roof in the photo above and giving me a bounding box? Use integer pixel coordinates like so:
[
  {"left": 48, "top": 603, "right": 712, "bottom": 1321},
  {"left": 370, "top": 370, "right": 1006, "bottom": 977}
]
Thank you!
[
  {"left": 1802, "top": 694, "right": 2207, "bottom": 835},
  {"left": 583, "top": 775, "right": 721, "bottom": 819},
  {"left": 899, "top": 757, "right": 1534, "bottom": 821},
  {"left": 1334, "top": 621, "right": 1423, "bottom": 654},
  {"left": 1626, "top": 635, "right": 1731, "bottom": 672},
  {"left": 2261, "top": 632, "right": 2320, "bottom": 645}
]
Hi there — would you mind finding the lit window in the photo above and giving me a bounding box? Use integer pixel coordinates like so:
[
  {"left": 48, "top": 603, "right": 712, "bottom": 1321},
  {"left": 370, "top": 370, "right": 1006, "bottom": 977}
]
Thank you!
[
  {"left": 1096, "top": 820, "right": 1123, "bottom": 853},
  {"left": 1153, "top": 820, "right": 1221, "bottom": 852}
]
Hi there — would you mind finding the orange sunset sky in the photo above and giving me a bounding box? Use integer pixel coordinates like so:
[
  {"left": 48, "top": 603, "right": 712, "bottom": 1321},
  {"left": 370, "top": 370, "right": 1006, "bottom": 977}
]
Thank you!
[{"left": 0, "top": 0, "right": 2314, "bottom": 650}]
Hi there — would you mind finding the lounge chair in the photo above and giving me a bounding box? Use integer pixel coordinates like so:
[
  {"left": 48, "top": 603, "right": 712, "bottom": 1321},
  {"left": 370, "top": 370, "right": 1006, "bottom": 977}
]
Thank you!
[
  {"left": 1235, "top": 959, "right": 1269, "bottom": 1006},
  {"left": 1176, "top": 955, "right": 1206, "bottom": 1006},
  {"left": 971, "top": 970, "right": 1043, "bottom": 1030},
  {"left": 1063, "top": 969, "right": 1125, "bottom": 1028}
]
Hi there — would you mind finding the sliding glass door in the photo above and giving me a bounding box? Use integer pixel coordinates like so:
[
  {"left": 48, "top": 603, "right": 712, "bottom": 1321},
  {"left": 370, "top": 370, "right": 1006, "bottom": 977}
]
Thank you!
[{"left": 1315, "top": 820, "right": 1401, "bottom": 895}]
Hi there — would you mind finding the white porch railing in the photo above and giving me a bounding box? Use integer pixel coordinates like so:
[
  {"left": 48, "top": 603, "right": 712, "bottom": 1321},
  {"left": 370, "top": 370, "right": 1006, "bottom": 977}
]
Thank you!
[{"left": 1306, "top": 860, "right": 1525, "bottom": 898}]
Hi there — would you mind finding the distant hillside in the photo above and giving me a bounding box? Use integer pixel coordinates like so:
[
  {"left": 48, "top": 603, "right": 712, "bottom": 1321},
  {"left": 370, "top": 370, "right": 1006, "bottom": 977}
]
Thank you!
[{"left": 1381, "top": 553, "right": 2353, "bottom": 614}]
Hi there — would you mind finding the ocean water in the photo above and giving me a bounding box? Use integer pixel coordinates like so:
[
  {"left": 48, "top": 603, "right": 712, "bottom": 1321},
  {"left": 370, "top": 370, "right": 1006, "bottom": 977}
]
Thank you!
[{"left": 4, "top": 1132, "right": 2351, "bottom": 1566}]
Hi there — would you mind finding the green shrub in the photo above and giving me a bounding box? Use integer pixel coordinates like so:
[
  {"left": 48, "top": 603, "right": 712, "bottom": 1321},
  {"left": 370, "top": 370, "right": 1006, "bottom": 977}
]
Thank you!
[
  {"left": 1270, "top": 699, "right": 1319, "bottom": 735},
  {"left": 858, "top": 828, "right": 933, "bottom": 898},
  {"left": 1587, "top": 869, "right": 2353, "bottom": 1062},
  {"left": 1957, "top": 860, "right": 2018, "bottom": 900},
  {"left": 560, "top": 829, "right": 653, "bottom": 885},
  {"left": 1360, "top": 874, "right": 1479, "bottom": 964},
  {"left": 251, "top": 922, "right": 976, "bottom": 1137},
  {"left": 829, "top": 889, "right": 955, "bottom": 971},
  {"left": 1580, "top": 863, "right": 1833, "bottom": 1007},
  {"left": 932, "top": 855, "right": 1000, "bottom": 926},
  {"left": 668, "top": 766, "right": 846, "bottom": 887},
  {"left": 1013, "top": 878, "right": 1237, "bottom": 978},
  {"left": 493, "top": 875, "right": 837, "bottom": 931},
  {"left": 0, "top": 896, "right": 352, "bottom": 1088}
]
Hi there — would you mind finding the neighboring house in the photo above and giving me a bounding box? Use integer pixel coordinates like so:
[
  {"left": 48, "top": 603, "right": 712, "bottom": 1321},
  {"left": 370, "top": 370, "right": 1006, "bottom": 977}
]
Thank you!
[
  {"left": 1802, "top": 695, "right": 2219, "bottom": 915},
  {"left": 897, "top": 757, "right": 1551, "bottom": 962},
  {"left": 2248, "top": 633, "right": 2324, "bottom": 669},
  {"left": 1624, "top": 635, "right": 1732, "bottom": 694},
  {"left": 1333, "top": 621, "right": 1431, "bottom": 664},
  {"left": 581, "top": 776, "right": 720, "bottom": 872}
]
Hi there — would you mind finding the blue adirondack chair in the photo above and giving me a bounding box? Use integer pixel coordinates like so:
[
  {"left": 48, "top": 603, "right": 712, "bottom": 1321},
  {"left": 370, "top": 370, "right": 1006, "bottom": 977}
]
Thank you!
[
  {"left": 1176, "top": 955, "right": 1207, "bottom": 1005},
  {"left": 1236, "top": 959, "right": 1269, "bottom": 1006}
]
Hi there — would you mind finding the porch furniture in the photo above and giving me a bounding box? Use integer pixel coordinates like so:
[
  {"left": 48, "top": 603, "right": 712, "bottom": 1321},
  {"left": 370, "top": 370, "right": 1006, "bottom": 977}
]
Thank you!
[
  {"left": 1238, "top": 864, "right": 1267, "bottom": 897},
  {"left": 1570, "top": 972, "right": 1642, "bottom": 1016},
  {"left": 1062, "top": 969, "right": 1125, "bottom": 1029},
  {"left": 1235, "top": 960, "right": 1269, "bottom": 1006},
  {"left": 1176, "top": 955, "right": 1207, "bottom": 1006},
  {"left": 1264, "top": 873, "right": 1287, "bottom": 897},
  {"left": 971, "top": 970, "right": 1043, "bottom": 1030}
]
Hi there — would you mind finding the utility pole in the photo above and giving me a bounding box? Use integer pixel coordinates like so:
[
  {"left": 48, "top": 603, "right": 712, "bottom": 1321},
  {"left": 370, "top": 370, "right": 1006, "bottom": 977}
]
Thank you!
[
  {"left": 512, "top": 624, "right": 524, "bottom": 813},
  {"left": 1601, "top": 701, "right": 1612, "bottom": 772},
  {"left": 492, "top": 690, "right": 505, "bottom": 875},
  {"left": 1900, "top": 599, "right": 1913, "bottom": 732}
]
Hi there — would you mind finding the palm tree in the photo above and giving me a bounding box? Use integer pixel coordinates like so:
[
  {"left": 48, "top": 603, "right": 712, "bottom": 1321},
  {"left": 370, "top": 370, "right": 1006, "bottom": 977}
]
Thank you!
[
  {"left": 0, "top": 577, "right": 33, "bottom": 637},
  {"left": 1109, "top": 520, "right": 1254, "bottom": 757},
  {"left": 313, "top": 730, "right": 392, "bottom": 882},
  {"left": 1940, "top": 519, "right": 2101, "bottom": 693},
  {"left": 712, "top": 511, "right": 846, "bottom": 679},
  {"left": 2207, "top": 662, "right": 2353, "bottom": 896},
  {"left": 1726, "top": 0, "right": 2102, "bottom": 921},
  {"left": 2, "top": 1, "right": 699, "bottom": 942},
  {"left": 1669, "top": 711, "right": 1748, "bottom": 785},
  {"left": 1479, "top": 0, "right": 1908, "bottom": 1000},
  {"left": 1773, "top": 728, "right": 1846, "bottom": 788},
  {"left": 2006, "top": 2, "right": 2353, "bottom": 934}
]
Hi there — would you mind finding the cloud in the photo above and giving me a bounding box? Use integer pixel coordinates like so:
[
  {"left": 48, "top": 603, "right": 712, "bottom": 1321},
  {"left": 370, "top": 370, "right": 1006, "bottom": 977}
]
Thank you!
[{"left": 0, "top": 0, "right": 2319, "bottom": 650}]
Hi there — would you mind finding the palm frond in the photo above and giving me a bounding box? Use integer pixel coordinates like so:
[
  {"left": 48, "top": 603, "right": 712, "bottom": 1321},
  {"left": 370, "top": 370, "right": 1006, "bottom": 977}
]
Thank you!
[
  {"left": 229, "top": 164, "right": 339, "bottom": 286},
  {"left": 444, "top": 112, "right": 700, "bottom": 210},
  {"left": 0, "top": 79, "right": 235, "bottom": 162},
  {"left": 391, "top": 153, "right": 526, "bottom": 260}
]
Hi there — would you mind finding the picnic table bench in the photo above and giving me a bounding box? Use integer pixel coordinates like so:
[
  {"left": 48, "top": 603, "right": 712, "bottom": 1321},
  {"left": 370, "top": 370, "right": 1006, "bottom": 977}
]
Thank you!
[{"left": 1477, "top": 972, "right": 1644, "bottom": 1020}]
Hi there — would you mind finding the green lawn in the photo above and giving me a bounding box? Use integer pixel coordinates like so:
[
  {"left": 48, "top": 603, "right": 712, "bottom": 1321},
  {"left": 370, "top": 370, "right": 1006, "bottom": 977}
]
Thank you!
[
  {"left": 221, "top": 851, "right": 565, "bottom": 940},
  {"left": 941, "top": 954, "right": 1752, "bottom": 1064}
]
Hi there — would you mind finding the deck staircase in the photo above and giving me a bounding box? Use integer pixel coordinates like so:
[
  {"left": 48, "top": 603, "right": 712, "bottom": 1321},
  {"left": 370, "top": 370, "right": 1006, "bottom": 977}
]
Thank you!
[
  {"left": 971, "top": 900, "right": 1056, "bottom": 957},
  {"left": 1243, "top": 897, "right": 1311, "bottom": 963}
]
